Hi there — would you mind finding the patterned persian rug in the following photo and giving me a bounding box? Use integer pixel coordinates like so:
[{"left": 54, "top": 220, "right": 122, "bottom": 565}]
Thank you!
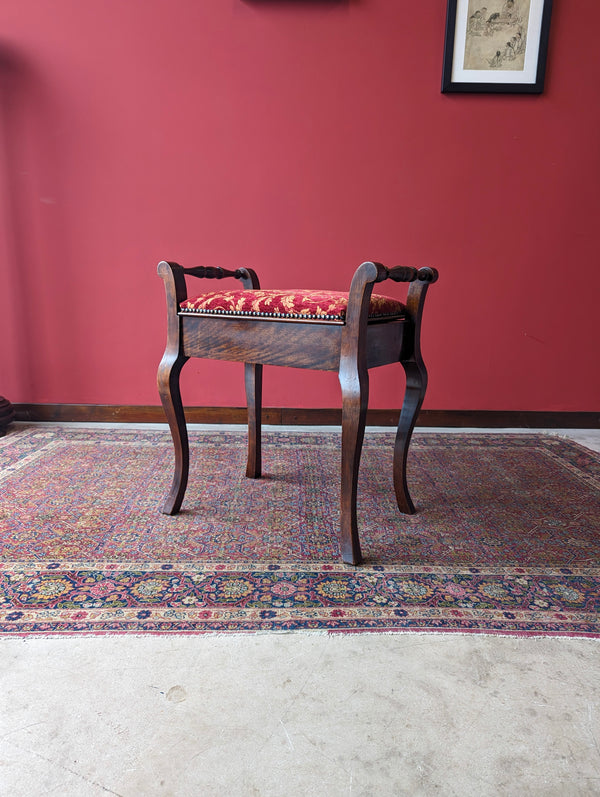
[{"left": 1, "top": 425, "right": 599, "bottom": 637}]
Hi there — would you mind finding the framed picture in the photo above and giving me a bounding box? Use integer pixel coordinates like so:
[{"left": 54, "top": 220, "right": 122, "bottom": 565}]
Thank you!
[{"left": 442, "top": 0, "right": 553, "bottom": 93}]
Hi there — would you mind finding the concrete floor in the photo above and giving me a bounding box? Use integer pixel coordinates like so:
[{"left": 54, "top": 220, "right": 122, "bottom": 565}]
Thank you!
[{"left": 1, "top": 428, "right": 600, "bottom": 796}]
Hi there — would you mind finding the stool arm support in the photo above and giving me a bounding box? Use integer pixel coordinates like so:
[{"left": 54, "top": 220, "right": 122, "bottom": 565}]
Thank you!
[
  {"left": 344, "top": 262, "right": 439, "bottom": 520},
  {"left": 180, "top": 264, "right": 260, "bottom": 290},
  {"left": 156, "top": 260, "right": 262, "bottom": 353},
  {"left": 165, "top": 262, "right": 260, "bottom": 288},
  {"left": 157, "top": 260, "right": 260, "bottom": 305},
  {"left": 374, "top": 264, "right": 439, "bottom": 285},
  {"left": 343, "top": 262, "right": 438, "bottom": 328}
]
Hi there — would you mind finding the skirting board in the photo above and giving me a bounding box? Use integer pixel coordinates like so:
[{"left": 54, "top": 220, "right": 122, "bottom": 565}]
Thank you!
[{"left": 11, "top": 404, "right": 600, "bottom": 428}]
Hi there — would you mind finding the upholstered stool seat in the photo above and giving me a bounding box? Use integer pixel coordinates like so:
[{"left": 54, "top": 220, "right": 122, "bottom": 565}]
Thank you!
[
  {"left": 158, "top": 260, "right": 438, "bottom": 565},
  {"left": 181, "top": 288, "right": 406, "bottom": 323}
]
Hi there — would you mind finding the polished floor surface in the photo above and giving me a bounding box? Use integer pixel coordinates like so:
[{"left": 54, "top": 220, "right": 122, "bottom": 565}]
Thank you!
[{"left": 1, "top": 427, "right": 599, "bottom": 796}]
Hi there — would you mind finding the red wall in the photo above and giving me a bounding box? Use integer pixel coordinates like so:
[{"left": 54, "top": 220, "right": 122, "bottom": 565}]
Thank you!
[{"left": 0, "top": 0, "right": 598, "bottom": 412}]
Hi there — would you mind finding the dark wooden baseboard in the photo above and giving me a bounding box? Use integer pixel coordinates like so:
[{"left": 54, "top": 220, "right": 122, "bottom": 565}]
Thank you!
[{"left": 12, "top": 404, "right": 600, "bottom": 428}]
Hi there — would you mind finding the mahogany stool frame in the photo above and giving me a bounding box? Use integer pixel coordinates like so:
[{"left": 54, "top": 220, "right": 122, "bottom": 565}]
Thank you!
[{"left": 157, "top": 260, "right": 438, "bottom": 565}]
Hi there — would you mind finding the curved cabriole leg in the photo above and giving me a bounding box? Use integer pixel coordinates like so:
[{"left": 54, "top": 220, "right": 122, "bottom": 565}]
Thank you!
[
  {"left": 394, "top": 267, "right": 437, "bottom": 515},
  {"left": 393, "top": 359, "right": 428, "bottom": 514},
  {"left": 157, "top": 351, "right": 190, "bottom": 514},
  {"left": 245, "top": 362, "right": 262, "bottom": 478},
  {"left": 339, "top": 367, "right": 367, "bottom": 566}
]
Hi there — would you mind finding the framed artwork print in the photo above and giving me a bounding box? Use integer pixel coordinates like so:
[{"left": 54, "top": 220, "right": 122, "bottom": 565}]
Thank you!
[{"left": 442, "top": 0, "right": 553, "bottom": 93}]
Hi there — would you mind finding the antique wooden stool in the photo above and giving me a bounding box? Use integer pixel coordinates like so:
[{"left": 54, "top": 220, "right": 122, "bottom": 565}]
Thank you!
[{"left": 157, "top": 260, "right": 438, "bottom": 565}]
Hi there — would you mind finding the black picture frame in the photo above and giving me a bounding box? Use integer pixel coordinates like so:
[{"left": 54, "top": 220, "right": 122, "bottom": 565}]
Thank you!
[{"left": 442, "top": 0, "right": 553, "bottom": 94}]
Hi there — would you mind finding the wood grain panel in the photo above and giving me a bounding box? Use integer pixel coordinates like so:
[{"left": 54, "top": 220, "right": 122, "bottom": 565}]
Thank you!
[{"left": 181, "top": 316, "right": 342, "bottom": 370}]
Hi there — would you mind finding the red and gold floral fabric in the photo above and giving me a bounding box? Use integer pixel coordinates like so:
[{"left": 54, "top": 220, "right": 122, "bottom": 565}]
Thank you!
[{"left": 180, "top": 289, "right": 406, "bottom": 322}]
